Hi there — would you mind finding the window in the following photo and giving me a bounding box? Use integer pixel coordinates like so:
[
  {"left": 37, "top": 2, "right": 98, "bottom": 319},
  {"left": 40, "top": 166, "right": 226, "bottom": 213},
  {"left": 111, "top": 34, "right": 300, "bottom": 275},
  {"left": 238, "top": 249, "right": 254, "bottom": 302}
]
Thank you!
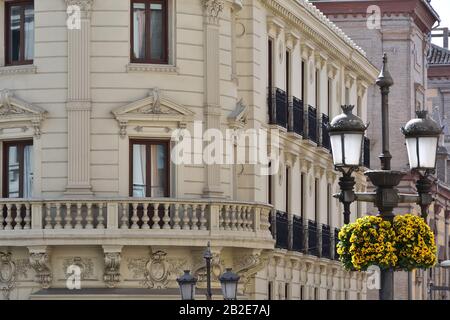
[
  {"left": 300, "top": 173, "right": 305, "bottom": 219},
  {"left": 130, "top": 140, "right": 169, "bottom": 197},
  {"left": 327, "top": 183, "right": 331, "bottom": 225},
  {"left": 5, "top": 1, "right": 34, "bottom": 65},
  {"left": 268, "top": 162, "right": 272, "bottom": 205},
  {"left": 131, "top": 0, "right": 168, "bottom": 64},
  {"left": 285, "top": 283, "right": 290, "bottom": 300},
  {"left": 268, "top": 281, "right": 273, "bottom": 300},
  {"left": 314, "top": 178, "right": 319, "bottom": 222},
  {"left": 2, "top": 141, "right": 33, "bottom": 198},
  {"left": 285, "top": 167, "right": 289, "bottom": 213},
  {"left": 268, "top": 38, "right": 273, "bottom": 90},
  {"left": 327, "top": 78, "right": 332, "bottom": 116},
  {"left": 315, "top": 69, "right": 320, "bottom": 107},
  {"left": 301, "top": 59, "right": 305, "bottom": 100}
]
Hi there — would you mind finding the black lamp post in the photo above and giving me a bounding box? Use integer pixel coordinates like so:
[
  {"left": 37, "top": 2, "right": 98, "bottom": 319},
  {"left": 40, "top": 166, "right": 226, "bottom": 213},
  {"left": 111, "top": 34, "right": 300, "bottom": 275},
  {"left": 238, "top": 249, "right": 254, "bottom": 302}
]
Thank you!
[
  {"left": 204, "top": 242, "right": 213, "bottom": 300},
  {"left": 329, "top": 53, "right": 443, "bottom": 300}
]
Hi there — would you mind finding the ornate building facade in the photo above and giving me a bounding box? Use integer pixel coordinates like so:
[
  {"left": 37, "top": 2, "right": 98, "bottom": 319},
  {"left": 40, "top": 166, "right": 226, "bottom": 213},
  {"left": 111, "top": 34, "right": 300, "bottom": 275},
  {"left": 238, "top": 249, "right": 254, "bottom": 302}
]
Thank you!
[{"left": 0, "top": 0, "right": 377, "bottom": 300}]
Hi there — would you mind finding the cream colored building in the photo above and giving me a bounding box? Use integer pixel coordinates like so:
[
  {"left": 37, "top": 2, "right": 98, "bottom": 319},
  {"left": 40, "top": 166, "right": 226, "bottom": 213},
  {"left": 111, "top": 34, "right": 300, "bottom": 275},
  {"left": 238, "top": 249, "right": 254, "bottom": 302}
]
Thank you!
[{"left": 0, "top": 0, "right": 378, "bottom": 300}]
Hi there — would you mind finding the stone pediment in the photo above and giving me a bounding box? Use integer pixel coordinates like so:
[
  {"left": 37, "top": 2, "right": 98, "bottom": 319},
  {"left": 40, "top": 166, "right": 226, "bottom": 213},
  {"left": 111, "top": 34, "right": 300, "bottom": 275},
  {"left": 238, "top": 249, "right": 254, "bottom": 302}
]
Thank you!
[
  {"left": 0, "top": 89, "right": 47, "bottom": 137},
  {"left": 112, "top": 88, "right": 195, "bottom": 137}
]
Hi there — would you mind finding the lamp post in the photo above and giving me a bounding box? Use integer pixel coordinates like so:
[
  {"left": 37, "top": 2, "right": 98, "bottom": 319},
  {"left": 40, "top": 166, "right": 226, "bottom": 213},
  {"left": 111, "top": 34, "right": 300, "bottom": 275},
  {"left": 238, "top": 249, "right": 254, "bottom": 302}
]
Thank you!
[
  {"left": 177, "top": 242, "right": 240, "bottom": 300},
  {"left": 329, "top": 53, "right": 443, "bottom": 300}
]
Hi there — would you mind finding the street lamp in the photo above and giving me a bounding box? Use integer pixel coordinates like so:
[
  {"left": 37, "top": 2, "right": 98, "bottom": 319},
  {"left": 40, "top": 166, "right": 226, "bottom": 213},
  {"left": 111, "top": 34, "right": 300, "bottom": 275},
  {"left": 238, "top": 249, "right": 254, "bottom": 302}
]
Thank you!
[
  {"left": 219, "top": 268, "right": 240, "bottom": 300},
  {"left": 177, "top": 270, "right": 197, "bottom": 300},
  {"left": 329, "top": 53, "right": 442, "bottom": 300}
]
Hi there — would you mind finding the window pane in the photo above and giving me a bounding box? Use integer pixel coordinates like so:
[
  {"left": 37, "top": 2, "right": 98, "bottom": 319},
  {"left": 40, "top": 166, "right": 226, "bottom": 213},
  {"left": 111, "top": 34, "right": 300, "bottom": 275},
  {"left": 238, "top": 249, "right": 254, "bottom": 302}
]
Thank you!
[
  {"left": 150, "top": 144, "right": 167, "bottom": 197},
  {"left": 24, "top": 5, "right": 34, "bottom": 60},
  {"left": 150, "top": 4, "right": 164, "bottom": 60},
  {"left": 9, "top": 6, "right": 21, "bottom": 62},
  {"left": 133, "top": 3, "right": 146, "bottom": 60},
  {"left": 7, "top": 146, "right": 19, "bottom": 198},
  {"left": 133, "top": 144, "right": 147, "bottom": 197},
  {"left": 23, "top": 145, "right": 33, "bottom": 198}
]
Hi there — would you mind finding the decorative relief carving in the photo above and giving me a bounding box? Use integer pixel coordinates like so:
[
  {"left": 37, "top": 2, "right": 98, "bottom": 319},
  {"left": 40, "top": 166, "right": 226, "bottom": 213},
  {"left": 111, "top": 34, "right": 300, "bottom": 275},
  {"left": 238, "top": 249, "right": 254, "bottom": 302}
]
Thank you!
[
  {"left": 29, "top": 252, "right": 52, "bottom": 289},
  {"left": 62, "top": 257, "right": 95, "bottom": 280},
  {"left": 127, "top": 250, "right": 186, "bottom": 289},
  {"left": 104, "top": 252, "right": 121, "bottom": 288},
  {"left": 203, "top": 0, "right": 224, "bottom": 24},
  {"left": 0, "top": 253, "right": 16, "bottom": 300},
  {"left": 193, "top": 251, "right": 224, "bottom": 282},
  {"left": 65, "top": 0, "right": 93, "bottom": 18},
  {"left": 228, "top": 98, "right": 248, "bottom": 129}
]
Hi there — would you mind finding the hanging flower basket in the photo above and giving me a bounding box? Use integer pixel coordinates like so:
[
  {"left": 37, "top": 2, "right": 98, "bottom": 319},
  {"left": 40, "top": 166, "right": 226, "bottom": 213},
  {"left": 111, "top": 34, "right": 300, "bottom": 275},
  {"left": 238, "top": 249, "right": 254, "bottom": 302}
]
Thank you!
[{"left": 337, "top": 214, "right": 437, "bottom": 272}]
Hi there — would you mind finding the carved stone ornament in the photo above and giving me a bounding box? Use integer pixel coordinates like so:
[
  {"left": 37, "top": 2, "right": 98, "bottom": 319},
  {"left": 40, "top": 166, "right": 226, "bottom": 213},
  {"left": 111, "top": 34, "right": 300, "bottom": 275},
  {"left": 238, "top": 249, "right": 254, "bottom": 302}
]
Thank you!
[
  {"left": 127, "top": 250, "right": 186, "bottom": 289},
  {"left": 104, "top": 252, "right": 121, "bottom": 288},
  {"left": 233, "top": 251, "right": 268, "bottom": 295},
  {"left": 65, "top": 0, "right": 93, "bottom": 19},
  {"left": 0, "top": 253, "right": 16, "bottom": 300},
  {"left": 62, "top": 257, "right": 95, "bottom": 280},
  {"left": 203, "top": 0, "right": 224, "bottom": 24},
  {"left": 0, "top": 89, "right": 47, "bottom": 138},
  {"left": 193, "top": 251, "right": 224, "bottom": 282},
  {"left": 227, "top": 98, "right": 248, "bottom": 129},
  {"left": 29, "top": 252, "right": 52, "bottom": 289}
]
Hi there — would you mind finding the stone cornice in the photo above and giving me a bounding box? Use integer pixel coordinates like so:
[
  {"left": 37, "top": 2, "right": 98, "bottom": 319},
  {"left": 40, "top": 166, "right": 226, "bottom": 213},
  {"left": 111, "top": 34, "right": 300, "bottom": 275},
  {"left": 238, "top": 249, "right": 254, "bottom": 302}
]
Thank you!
[
  {"left": 313, "top": 0, "right": 439, "bottom": 34},
  {"left": 261, "top": 0, "right": 378, "bottom": 84}
]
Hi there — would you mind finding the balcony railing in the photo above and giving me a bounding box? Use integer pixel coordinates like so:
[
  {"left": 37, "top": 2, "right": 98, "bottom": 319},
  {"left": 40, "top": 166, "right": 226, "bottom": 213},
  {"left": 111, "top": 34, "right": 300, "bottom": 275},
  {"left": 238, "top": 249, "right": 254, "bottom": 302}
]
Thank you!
[
  {"left": 321, "top": 224, "right": 332, "bottom": 259},
  {"left": 292, "top": 215, "right": 305, "bottom": 252},
  {"left": 363, "top": 137, "right": 370, "bottom": 168},
  {"left": 291, "top": 97, "right": 305, "bottom": 136},
  {"left": 273, "top": 210, "right": 289, "bottom": 250},
  {"left": 307, "top": 220, "right": 319, "bottom": 257},
  {"left": 308, "top": 105, "right": 318, "bottom": 144},
  {"left": 321, "top": 114, "right": 331, "bottom": 151},
  {"left": 268, "top": 87, "right": 288, "bottom": 128},
  {"left": 0, "top": 198, "right": 274, "bottom": 247}
]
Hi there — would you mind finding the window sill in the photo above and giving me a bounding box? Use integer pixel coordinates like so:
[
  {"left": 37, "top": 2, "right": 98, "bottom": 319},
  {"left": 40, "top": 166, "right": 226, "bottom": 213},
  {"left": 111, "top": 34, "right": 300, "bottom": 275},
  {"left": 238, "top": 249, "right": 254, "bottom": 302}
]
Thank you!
[
  {"left": 126, "top": 63, "right": 179, "bottom": 74},
  {"left": 0, "top": 64, "right": 37, "bottom": 76}
]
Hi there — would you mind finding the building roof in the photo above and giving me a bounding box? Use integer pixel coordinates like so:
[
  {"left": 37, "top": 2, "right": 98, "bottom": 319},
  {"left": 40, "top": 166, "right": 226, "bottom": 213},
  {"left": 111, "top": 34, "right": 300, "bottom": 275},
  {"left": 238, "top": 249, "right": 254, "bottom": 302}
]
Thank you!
[{"left": 428, "top": 43, "right": 450, "bottom": 66}]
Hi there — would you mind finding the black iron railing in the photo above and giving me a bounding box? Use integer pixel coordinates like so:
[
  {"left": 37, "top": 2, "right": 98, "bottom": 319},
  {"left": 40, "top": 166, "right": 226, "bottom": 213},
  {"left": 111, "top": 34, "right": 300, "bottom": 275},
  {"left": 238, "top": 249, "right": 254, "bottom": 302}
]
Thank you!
[
  {"left": 308, "top": 105, "right": 318, "bottom": 143},
  {"left": 321, "top": 224, "right": 332, "bottom": 259},
  {"left": 275, "top": 211, "right": 289, "bottom": 249},
  {"left": 334, "top": 228, "right": 340, "bottom": 261},
  {"left": 268, "top": 88, "right": 288, "bottom": 128},
  {"left": 307, "top": 220, "right": 319, "bottom": 257},
  {"left": 322, "top": 114, "right": 331, "bottom": 151},
  {"left": 292, "top": 97, "right": 304, "bottom": 136},
  {"left": 292, "top": 215, "right": 305, "bottom": 252},
  {"left": 363, "top": 137, "right": 370, "bottom": 168}
]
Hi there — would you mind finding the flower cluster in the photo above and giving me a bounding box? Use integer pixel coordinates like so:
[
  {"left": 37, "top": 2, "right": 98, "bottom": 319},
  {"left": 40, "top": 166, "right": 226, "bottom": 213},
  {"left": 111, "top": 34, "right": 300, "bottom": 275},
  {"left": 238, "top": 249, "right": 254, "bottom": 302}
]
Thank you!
[
  {"left": 393, "top": 214, "right": 437, "bottom": 271},
  {"left": 337, "top": 216, "right": 397, "bottom": 271},
  {"left": 337, "top": 214, "right": 437, "bottom": 272}
]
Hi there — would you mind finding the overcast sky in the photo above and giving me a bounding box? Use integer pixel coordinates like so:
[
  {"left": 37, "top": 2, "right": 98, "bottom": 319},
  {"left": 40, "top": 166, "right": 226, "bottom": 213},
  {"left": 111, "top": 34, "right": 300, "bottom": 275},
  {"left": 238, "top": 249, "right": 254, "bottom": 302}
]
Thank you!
[{"left": 430, "top": 0, "right": 450, "bottom": 46}]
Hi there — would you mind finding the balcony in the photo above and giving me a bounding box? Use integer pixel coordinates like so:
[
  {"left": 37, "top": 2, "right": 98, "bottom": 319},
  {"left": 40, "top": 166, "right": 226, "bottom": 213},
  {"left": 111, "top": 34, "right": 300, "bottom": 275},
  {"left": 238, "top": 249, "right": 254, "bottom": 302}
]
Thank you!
[
  {"left": 308, "top": 105, "right": 318, "bottom": 144},
  {"left": 268, "top": 87, "right": 288, "bottom": 128},
  {"left": 0, "top": 198, "right": 274, "bottom": 248},
  {"left": 292, "top": 215, "right": 305, "bottom": 252},
  {"left": 291, "top": 97, "right": 305, "bottom": 136},
  {"left": 321, "top": 224, "right": 332, "bottom": 259},
  {"left": 363, "top": 137, "right": 371, "bottom": 168},
  {"left": 321, "top": 114, "right": 331, "bottom": 152},
  {"left": 307, "top": 220, "right": 319, "bottom": 257},
  {"left": 273, "top": 210, "right": 289, "bottom": 250}
]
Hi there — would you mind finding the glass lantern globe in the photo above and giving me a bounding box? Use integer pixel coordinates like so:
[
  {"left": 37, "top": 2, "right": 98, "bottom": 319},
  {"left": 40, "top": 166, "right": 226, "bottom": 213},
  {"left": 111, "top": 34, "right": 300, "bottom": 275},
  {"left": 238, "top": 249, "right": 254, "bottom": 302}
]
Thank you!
[
  {"left": 176, "top": 270, "right": 197, "bottom": 300},
  {"left": 219, "top": 268, "right": 240, "bottom": 300},
  {"left": 328, "top": 105, "right": 369, "bottom": 168},
  {"left": 401, "top": 110, "right": 442, "bottom": 171}
]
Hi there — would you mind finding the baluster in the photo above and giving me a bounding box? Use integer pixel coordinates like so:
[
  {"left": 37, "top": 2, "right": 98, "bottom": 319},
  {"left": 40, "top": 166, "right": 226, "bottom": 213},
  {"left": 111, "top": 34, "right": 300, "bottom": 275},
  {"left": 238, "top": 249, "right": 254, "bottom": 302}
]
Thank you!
[
  {"left": 162, "top": 203, "right": 170, "bottom": 229},
  {"left": 182, "top": 204, "right": 190, "bottom": 230},
  {"left": 14, "top": 204, "right": 23, "bottom": 230},
  {"left": 64, "top": 203, "right": 72, "bottom": 229},
  {"left": 4, "top": 203, "right": 13, "bottom": 230},
  {"left": 54, "top": 203, "right": 62, "bottom": 229},
  {"left": 173, "top": 203, "right": 181, "bottom": 230},
  {"left": 191, "top": 204, "right": 199, "bottom": 231},
  {"left": 199, "top": 204, "right": 207, "bottom": 230},
  {"left": 0, "top": 204, "right": 4, "bottom": 230},
  {"left": 97, "top": 203, "right": 105, "bottom": 229},
  {"left": 152, "top": 203, "right": 161, "bottom": 230},
  {"left": 120, "top": 203, "right": 129, "bottom": 229},
  {"left": 225, "top": 205, "right": 232, "bottom": 231},
  {"left": 23, "top": 203, "right": 31, "bottom": 230},
  {"left": 140, "top": 202, "right": 150, "bottom": 229},
  {"left": 131, "top": 203, "right": 139, "bottom": 229},
  {"left": 236, "top": 205, "right": 243, "bottom": 231},
  {"left": 86, "top": 203, "right": 94, "bottom": 229},
  {"left": 245, "top": 206, "right": 252, "bottom": 231},
  {"left": 74, "top": 203, "right": 83, "bottom": 229},
  {"left": 219, "top": 205, "right": 225, "bottom": 230},
  {"left": 44, "top": 203, "right": 52, "bottom": 229}
]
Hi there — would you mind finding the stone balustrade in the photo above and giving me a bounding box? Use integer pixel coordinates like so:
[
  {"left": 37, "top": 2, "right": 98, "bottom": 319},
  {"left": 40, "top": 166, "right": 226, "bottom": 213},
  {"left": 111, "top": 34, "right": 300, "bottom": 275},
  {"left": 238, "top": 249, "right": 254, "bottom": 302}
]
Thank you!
[{"left": 0, "top": 198, "right": 274, "bottom": 249}]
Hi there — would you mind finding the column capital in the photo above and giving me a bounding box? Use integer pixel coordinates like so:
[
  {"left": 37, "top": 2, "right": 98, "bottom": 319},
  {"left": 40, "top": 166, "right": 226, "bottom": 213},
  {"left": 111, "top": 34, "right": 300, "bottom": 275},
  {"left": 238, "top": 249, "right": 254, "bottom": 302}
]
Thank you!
[
  {"left": 203, "top": 0, "right": 224, "bottom": 25},
  {"left": 66, "top": 0, "right": 93, "bottom": 19}
]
